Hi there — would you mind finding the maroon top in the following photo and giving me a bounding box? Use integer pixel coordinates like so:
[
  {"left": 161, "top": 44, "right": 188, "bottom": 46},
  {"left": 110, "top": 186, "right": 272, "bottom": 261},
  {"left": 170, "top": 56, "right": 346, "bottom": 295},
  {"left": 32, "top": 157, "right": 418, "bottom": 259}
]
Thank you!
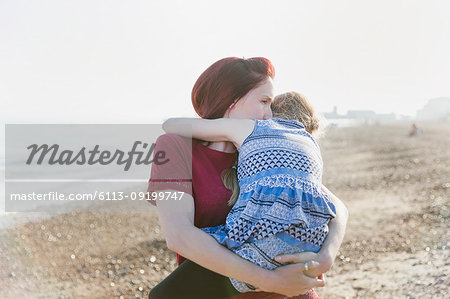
[
  {"left": 147, "top": 133, "right": 318, "bottom": 299},
  {"left": 147, "top": 133, "right": 237, "bottom": 264}
]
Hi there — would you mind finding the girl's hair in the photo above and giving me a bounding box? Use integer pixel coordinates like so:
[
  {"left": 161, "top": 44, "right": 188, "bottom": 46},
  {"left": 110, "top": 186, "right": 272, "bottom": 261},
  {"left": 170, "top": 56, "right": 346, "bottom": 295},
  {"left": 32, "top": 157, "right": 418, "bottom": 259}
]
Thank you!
[
  {"left": 192, "top": 57, "right": 275, "bottom": 207},
  {"left": 272, "top": 91, "right": 320, "bottom": 134}
]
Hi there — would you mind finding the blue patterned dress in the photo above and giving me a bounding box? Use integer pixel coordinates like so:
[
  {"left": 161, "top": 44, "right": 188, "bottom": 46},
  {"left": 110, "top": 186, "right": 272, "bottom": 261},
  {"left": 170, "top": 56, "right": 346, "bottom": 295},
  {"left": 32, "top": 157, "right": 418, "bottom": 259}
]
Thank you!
[{"left": 200, "top": 117, "right": 336, "bottom": 292}]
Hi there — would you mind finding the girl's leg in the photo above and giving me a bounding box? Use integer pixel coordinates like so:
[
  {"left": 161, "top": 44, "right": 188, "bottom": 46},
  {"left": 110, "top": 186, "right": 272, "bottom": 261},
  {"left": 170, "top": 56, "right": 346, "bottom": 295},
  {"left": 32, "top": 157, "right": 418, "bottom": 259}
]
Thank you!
[{"left": 148, "top": 259, "right": 241, "bottom": 299}]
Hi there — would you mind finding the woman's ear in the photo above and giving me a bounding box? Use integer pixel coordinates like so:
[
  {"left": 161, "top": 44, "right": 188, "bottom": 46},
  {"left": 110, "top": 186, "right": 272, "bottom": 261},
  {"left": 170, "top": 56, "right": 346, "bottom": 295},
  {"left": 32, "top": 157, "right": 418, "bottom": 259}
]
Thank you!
[
  {"left": 223, "top": 105, "right": 236, "bottom": 118},
  {"left": 223, "top": 99, "right": 239, "bottom": 119}
]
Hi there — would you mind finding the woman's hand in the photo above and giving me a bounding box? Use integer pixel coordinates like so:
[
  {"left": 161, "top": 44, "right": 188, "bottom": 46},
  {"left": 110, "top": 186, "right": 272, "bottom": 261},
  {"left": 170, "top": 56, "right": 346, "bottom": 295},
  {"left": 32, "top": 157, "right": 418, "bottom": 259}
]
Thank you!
[
  {"left": 255, "top": 259, "right": 325, "bottom": 297},
  {"left": 274, "top": 251, "right": 328, "bottom": 278}
]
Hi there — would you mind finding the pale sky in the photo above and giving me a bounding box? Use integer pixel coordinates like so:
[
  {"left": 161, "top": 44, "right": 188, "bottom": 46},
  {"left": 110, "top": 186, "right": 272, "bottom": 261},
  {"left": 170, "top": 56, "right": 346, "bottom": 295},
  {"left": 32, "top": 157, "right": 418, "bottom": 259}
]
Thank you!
[{"left": 1, "top": 0, "right": 449, "bottom": 124}]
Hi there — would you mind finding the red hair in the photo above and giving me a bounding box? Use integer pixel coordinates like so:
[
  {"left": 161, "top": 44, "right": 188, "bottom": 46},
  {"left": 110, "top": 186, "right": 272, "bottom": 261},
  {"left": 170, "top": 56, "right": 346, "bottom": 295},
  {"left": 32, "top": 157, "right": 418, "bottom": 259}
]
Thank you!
[{"left": 192, "top": 57, "right": 275, "bottom": 119}]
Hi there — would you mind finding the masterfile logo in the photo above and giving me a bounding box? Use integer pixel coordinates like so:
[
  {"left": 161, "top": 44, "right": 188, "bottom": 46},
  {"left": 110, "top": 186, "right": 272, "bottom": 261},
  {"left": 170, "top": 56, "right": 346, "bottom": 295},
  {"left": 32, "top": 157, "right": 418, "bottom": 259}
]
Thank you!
[{"left": 4, "top": 124, "right": 192, "bottom": 213}]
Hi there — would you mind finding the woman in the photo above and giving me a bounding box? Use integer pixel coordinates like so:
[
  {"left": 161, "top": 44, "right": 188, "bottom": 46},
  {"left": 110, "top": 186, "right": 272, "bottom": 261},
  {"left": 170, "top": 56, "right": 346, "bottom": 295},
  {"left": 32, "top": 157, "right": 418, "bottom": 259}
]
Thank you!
[{"left": 147, "top": 57, "right": 348, "bottom": 298}]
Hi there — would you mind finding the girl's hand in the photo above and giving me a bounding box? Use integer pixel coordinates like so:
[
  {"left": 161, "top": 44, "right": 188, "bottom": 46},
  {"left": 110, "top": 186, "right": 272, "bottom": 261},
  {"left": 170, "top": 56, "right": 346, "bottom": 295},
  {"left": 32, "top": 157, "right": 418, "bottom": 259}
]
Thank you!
[{"left": 256, "top": 259, "right": 325, "bottom": 297}]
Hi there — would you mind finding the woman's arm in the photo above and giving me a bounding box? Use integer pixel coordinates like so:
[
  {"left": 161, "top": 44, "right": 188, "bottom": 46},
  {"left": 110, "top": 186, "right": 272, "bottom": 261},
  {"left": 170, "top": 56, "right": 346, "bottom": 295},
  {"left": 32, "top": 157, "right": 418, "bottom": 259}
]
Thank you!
[
  {"left": 274, "top": 185, "right": 349, "bottom": 276},
  {"left": 162, "top": 117, "right": 254, "bottom": 148},
  {"left": 156, "top": 190, "right": 325, "bottom": 297},
  {"left": 316, "top": 185, "right": 349, "bottom": 271}
]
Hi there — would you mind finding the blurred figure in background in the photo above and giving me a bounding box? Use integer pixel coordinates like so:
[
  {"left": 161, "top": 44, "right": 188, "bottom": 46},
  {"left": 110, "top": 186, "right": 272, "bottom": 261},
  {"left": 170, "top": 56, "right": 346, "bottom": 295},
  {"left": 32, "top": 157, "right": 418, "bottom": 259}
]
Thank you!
[{"left": 409, "top": 123, "right": 421, "bottom": 137}]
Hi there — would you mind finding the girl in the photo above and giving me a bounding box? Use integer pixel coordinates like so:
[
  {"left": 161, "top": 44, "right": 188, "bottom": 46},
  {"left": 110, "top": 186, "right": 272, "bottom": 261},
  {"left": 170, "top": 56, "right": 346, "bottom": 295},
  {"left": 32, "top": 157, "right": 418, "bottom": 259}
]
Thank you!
[{"left": 162, "top": 91, "right": 336, "bottom": 294}]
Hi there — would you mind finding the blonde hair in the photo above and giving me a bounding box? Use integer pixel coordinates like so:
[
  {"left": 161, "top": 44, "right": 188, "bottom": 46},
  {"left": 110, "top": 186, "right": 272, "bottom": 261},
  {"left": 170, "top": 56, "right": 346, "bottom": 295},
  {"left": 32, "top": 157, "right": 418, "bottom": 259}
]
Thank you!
[
  {"left": 272, "top": 91, "right": 319, "bottom": 134},
  {"left": 222, "top": 91, "right": 320, "bottom": 207}
]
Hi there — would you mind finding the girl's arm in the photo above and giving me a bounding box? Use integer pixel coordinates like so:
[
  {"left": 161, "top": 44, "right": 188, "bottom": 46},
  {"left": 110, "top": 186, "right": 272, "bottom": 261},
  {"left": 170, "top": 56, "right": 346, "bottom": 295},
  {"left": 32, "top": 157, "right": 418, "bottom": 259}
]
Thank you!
[
  {"left": 162, "top": 117, "right": 254, "bottom": 149},
  {"left": 156, "top": 190, "right": 325, "bottom": 297}
]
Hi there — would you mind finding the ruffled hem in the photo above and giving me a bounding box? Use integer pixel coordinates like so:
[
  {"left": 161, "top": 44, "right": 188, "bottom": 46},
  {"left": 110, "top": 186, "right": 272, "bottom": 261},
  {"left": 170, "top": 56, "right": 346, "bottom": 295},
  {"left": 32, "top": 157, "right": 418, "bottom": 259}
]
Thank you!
[{"left": 222, "top": 177, "right": 336, "bottom": 245}]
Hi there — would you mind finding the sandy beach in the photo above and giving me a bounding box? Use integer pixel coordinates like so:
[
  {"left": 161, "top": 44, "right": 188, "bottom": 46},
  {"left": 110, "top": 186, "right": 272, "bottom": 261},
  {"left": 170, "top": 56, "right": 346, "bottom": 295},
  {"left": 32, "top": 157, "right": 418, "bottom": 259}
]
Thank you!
[{"left": 1, "top": 122, "right": 449, "bottom": 298}]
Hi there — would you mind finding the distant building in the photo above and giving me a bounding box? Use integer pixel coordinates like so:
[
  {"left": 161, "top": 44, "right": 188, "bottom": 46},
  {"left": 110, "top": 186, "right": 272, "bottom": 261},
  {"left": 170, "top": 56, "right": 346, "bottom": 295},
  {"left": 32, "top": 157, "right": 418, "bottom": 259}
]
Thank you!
[
  {"left": 346, "top": 110, "right": 396, "bottom": 122},
  {"left": 346, "top": 110, "right": 377, "bottom": 120},
  {"left": 376, "top": 113, "right": 397, "bottom": 121},
  {"left": 323, "top": 107, "right": 396, "bottom": 126},
  {"left": 416, "top": 97, "right": 450, "bottom": 120},
  {"left": 323, "top": 106, "right": 342, "bottom": 119}
]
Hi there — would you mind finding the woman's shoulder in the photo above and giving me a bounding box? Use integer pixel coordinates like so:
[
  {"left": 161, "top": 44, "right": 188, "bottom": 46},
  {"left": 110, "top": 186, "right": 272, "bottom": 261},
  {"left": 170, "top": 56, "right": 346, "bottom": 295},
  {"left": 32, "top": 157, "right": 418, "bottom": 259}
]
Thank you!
[
  {"left": 155, "top": 133, "right": 195, "bottom": 148},
  {"left": 154, "top": 133, "right": 194, "bottom": 156},
  {"left": 155, "top": 133, "right": 236, "bottom": 157},
  {"left": 156, "top": 132, "right": 189, "bottom": 143}
]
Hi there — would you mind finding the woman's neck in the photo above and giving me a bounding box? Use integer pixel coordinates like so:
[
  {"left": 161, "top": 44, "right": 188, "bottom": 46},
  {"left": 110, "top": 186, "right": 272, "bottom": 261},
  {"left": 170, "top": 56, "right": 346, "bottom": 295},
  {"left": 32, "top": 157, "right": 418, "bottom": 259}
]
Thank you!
[{"left": 205, "top": 141, "right": 237, "bottom": 153}]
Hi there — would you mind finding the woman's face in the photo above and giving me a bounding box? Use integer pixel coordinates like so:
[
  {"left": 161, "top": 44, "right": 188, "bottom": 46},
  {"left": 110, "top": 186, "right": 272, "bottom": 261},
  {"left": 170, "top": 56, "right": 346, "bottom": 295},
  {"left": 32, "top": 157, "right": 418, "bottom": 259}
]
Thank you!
[{"left": 224, "top": 77, "right": 274, "bottom": 120}]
